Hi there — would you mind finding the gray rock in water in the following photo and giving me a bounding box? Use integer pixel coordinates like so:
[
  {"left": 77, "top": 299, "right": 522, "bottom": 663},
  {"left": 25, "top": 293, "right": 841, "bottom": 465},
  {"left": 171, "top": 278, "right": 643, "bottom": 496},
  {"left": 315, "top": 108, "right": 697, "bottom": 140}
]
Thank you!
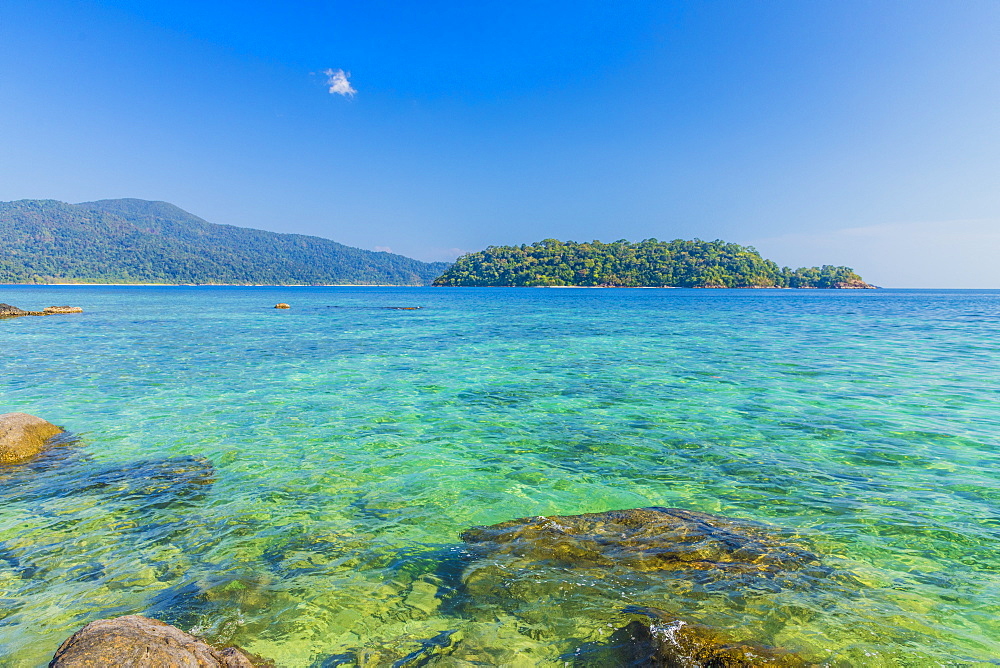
[
  {"left": 0, "top": 413, "right": 64, "bottom": 464},
  {"left": 0, "top": 303, "right": 43, "bottom": 317},
  {"left": 49, "top": 615, "right": 255, "bottom": 667},
  {"left": 0, "top": 303, "right": 26, "bottom": 316},
  {"left": 0, "top": 303, "right": 83, "bottom": 317}
]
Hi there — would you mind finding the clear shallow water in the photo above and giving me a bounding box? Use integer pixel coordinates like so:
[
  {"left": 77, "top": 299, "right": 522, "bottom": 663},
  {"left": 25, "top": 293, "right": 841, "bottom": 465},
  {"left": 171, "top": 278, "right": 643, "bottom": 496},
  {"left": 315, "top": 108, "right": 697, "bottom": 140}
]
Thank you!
[{"left": 0, "top": 286, "right": 998, "bottom": 667}]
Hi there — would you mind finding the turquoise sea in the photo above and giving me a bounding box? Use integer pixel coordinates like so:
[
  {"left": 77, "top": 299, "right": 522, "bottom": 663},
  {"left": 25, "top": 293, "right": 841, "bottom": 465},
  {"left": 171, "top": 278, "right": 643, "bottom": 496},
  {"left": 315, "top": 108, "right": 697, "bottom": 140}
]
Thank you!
[{"left": 1, "top": 286, "right": 998, "bottom": 667}]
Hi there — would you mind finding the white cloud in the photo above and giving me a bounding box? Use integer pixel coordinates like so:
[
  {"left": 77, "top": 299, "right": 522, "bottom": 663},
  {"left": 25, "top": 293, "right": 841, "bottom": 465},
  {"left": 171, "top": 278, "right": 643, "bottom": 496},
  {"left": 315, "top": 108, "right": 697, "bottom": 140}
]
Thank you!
[
  {"left": 750, "top": 219, "right": 1000, "bottom": 288},
  {"left": 323, "top": 68, "right": 356, "bottom": 97}
]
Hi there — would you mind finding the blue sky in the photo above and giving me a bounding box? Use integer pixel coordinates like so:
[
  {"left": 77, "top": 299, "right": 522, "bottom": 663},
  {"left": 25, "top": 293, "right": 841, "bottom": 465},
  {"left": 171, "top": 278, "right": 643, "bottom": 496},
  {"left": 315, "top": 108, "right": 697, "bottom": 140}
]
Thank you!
[{"left": 2, "top": 1, "right": 999, "bottom": 286}]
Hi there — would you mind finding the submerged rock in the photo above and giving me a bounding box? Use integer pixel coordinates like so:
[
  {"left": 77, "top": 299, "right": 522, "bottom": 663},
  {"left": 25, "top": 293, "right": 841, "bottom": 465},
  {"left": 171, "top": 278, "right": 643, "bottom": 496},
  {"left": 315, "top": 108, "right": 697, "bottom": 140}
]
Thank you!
[
  {"left": 0, "top": 413, "right": 65, "bottom": 464},
  {"left": 458, "top": 507, "right": 831, "bottom": 644},
  {"left": 49, "top": 615, "right": 254, "bottom": 667},
  {"left": 461, "top": 507, "right": 819, "bottom": 575},
  {"left": 572, "top": 616, "right": 809, "bottom": 667},
  {"left": 0, "top": 454, "right": 215, "bottom": 508},
  {"left": 274, "top": 303, "right": 290, "bottom": 309},
  {"left": 83, "top": 455, "right": 216, "bottom": 510}
]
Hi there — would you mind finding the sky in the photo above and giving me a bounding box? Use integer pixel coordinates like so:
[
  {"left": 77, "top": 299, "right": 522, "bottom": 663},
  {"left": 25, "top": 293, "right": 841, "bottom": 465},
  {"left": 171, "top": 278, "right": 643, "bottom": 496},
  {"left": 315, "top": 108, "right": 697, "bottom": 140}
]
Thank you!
[{"left": 2, "top": 1, "right": 999, "bottom": 287}]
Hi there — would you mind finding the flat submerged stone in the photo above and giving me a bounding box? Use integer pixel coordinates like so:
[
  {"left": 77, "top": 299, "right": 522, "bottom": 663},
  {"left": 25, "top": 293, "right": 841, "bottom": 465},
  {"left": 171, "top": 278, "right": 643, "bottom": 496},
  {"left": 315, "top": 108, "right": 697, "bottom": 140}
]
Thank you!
[
  {"left": 460, "top": 507, "right": 826, "bottom": 664},
  {"left": 461, "top": 506, "right": 820, "bottom": 574}
]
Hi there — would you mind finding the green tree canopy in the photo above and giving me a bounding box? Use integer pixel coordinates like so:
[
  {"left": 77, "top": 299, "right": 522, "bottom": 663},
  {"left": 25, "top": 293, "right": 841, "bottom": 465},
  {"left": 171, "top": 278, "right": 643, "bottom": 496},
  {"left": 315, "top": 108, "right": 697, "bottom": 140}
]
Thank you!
[{"left": 433, "top": 238, "right": 872, "bottom": 289}]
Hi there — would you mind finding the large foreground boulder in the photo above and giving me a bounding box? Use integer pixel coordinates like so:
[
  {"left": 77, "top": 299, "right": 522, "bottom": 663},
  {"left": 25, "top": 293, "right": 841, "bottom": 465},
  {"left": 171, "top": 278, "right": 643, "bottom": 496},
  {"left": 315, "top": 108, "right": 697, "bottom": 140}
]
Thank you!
[
  {"left": 49, "top": 615, "right": 254, "bottom": 667},
  {"left": 0, "top": 413, "right": 64, "bottom": 464}
]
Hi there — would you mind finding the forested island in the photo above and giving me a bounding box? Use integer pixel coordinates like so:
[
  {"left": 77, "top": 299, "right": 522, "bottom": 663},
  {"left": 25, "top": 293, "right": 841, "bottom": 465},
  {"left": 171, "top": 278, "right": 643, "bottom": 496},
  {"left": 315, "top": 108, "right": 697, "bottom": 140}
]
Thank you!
[
  {"left": 433, "top": 238, "right": 874, "bottom": 288},
  {"left": 0, "top": 199, "right": 448, "bottom": 285}
]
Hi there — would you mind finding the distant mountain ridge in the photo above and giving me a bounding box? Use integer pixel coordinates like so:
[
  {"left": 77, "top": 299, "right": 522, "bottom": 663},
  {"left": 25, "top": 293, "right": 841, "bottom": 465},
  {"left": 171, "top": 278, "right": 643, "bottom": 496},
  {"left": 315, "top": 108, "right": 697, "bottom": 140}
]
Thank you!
[{"left": 0, "top": 198, "right": 448, "bottom": 285}]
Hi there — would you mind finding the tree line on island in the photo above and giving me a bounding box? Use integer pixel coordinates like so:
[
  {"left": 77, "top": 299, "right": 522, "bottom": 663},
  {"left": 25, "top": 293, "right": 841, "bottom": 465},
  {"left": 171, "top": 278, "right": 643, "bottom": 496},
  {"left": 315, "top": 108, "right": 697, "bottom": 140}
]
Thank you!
[{"left": 433, "top": 238, "right": 873, "bottom": 288}]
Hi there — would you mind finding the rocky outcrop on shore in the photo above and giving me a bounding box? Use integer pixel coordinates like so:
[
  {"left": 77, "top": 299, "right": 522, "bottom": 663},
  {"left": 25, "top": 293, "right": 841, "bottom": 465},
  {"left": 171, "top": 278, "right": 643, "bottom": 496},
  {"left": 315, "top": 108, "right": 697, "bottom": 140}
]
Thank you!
[
  {"left": 832, "top": 279, "right": 876, "bottom": 289},
  {"left": 0, "top": 413, "right": 64, "bottom": 464},
  {"left": 49, "top": 615, "right": 255, "bottom": 667}
]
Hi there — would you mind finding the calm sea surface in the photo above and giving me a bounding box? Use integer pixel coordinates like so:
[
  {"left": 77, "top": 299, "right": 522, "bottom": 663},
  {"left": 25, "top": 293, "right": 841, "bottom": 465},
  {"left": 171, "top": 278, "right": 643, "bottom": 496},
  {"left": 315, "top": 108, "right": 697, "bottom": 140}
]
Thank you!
[{"left": 1, "top": 286, "right": 998, "bottom": 667}]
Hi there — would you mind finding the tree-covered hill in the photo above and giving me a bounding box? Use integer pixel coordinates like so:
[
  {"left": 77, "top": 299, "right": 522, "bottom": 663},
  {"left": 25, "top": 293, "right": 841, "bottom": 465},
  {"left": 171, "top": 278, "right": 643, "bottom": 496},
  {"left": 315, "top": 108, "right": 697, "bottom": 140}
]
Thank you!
[
  {"left": 433, "top": 238, "right": 874, "bottom": 288},
  {"left": 0, "top": 199, "right": 448, "bottom": 285}
]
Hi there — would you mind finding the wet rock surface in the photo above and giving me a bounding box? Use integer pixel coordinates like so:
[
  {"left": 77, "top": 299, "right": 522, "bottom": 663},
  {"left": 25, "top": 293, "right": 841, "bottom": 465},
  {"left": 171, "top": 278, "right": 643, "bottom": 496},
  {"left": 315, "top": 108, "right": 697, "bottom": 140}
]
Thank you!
[
  {"left": 0, "top": 413, "right": 65, "bottom": 464},
  {"left": 572, "top": 615, "right": 810, "bottom": 667},
  {"left": 49, "top": 614, "right": 255, "bottom": 667},
  {"left": 43, "top": 306, "right": 84, "bottom": 314}
]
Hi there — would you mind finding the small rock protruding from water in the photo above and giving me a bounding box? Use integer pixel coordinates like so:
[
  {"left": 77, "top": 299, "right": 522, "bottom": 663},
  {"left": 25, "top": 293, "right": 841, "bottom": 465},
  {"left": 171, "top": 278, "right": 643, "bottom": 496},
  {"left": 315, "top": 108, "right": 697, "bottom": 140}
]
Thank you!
[
  {"left": 0, "top": 413, "right": 64, "bottom": 464},
  {"left": 48, "top": 615, "right": 255, "bottom": 667},
  {"left": 0, "top": 303, "right": 84, "bottom": 317},
  {"left": 0, "top": 303, "right": 43, "bottom": 317},
  {"left": 274, "top": 303, "right": 290, "bottom": 309}
]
